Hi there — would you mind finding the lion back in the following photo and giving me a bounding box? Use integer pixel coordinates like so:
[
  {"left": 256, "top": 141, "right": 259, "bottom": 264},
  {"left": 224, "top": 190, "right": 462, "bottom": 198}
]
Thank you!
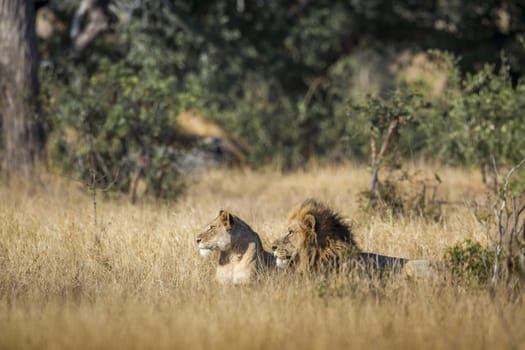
[{"left": 231, "top": 214, "right": 275, "bottom": 268}]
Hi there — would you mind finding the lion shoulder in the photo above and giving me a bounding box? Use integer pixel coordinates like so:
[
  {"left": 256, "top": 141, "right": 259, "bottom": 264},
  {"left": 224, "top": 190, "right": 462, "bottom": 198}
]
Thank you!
[{"left": 227, "top": 215, "right": 275, "bottom": 280}]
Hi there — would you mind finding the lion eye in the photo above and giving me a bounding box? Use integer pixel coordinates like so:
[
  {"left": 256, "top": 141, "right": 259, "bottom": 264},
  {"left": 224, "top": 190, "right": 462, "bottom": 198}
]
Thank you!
[{"left": 209, "top": 225, "right": 215, "bottom": 230}]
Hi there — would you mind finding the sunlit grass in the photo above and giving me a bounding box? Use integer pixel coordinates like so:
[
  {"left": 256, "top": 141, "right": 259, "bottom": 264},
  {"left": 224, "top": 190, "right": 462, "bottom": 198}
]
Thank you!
[{"left": 0, "top": 163, "right": 523, "bottom": 349}]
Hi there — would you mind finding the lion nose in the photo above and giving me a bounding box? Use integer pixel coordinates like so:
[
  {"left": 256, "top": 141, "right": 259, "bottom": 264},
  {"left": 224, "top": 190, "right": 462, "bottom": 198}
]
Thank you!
[
  {"left": 271, "top": 245, "right": 277, "bottom": 251},
  {"left": 196, "top": 237, "right": 202, "bottom": 244}
]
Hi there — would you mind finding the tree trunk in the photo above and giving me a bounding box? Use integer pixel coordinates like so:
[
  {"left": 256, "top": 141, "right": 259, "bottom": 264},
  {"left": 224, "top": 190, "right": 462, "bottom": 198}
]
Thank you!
[{"left": 0, "top": 0, "right": 43, "bottom": 177}]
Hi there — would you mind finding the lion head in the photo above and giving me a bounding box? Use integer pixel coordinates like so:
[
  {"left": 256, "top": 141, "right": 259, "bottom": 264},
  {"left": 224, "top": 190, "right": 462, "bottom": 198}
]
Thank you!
[
  {"left": 272, "top": 199, "right": 360, "bottom": 272},
  {"left": 196, "top": 209, "right": 269, "bottom": 257},
  {"left": 196, "top": 210, "right": 238, "bottom": 256},
  {"left": 271, "top": 229, "right": 301, "bottom": 268}
]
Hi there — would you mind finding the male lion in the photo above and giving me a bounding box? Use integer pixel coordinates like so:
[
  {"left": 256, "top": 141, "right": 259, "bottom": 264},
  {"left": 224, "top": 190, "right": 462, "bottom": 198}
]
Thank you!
[
  {"left": 271, "top": 198, "right": 360, "bottom": 272},
  {"left": 272, "top": 198, "right": 434, "bottom": 277},
  {"left": 196, "top": 210, "right": 274, "bottom": 284}
]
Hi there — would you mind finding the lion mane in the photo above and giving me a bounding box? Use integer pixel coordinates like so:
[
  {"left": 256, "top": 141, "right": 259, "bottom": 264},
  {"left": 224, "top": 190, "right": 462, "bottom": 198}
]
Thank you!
[{"left": 284, "top": 198, "right": 361, "bottom": 272}]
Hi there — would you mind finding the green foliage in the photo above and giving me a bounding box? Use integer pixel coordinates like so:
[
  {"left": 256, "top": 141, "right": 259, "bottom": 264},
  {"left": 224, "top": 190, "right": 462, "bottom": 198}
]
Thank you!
[
  {"left": 37, "top": 0, "right": 525, "bottom": 196},
  {"left": 346, "top": 89, "right": 429, "bottom": 157},
  {"left": 416, "top": 54, "right": 525, "bottom": 168},
  {"left": 216, "top": 75, "right": 303, "bottom": 168},
  {"left": 444, "top": 239, "right": 495, "bottom": 286},
  {"left": 455, "top": 62, "right": 525, "bottom": 167},
  {"left": 41, "top": 58, "right": 184, "bottom": 198}
]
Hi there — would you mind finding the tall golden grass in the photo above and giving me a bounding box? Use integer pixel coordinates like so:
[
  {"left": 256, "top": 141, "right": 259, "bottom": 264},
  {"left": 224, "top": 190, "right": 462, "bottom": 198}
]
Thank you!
[{"left": 0, "top": 163, "right": 523, "bottom": 349}]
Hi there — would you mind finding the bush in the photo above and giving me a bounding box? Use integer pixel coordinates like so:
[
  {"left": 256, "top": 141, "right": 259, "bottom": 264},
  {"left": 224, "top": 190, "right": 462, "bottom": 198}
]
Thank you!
[
  {"left": 444, "top": 239, "right": 495, "bottom": 286},
  {"left": 41, "top": 58, "right": 185, "bottom": 199},
  {"left": 359, "top": 170, "right": 443, "bottom": 220},
  {"left": 415, "top": 52, "right": 525, "bottom": 172}
]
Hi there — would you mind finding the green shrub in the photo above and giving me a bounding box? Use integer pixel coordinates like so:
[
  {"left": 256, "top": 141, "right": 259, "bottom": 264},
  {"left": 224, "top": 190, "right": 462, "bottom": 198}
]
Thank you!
[
  {"left": 416, "top": 53, "right": 525, "bottom": 171},
  {"left": 444, "top": 239, "right": 495, "bottom": 286},
  {"left": 41, "top": 58, "right": 185, "bottom": 199}
]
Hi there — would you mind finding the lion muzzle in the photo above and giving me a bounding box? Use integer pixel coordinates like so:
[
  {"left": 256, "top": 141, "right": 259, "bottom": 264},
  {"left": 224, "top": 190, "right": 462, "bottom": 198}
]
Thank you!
[
  {"left": 197, "top": 238, "right": 213, "bottom": 257},
  {"left": 275, "top": 257, "right": 290, "bottom": 268},
  {"left": 199, "top": 248, "right": 212, "bottom": 257}
]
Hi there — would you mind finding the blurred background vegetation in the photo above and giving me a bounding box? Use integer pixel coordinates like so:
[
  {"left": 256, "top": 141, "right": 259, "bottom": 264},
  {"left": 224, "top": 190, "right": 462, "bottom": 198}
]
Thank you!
[{"left": 6, "top": 0, "right": 525, "bottom": 197}]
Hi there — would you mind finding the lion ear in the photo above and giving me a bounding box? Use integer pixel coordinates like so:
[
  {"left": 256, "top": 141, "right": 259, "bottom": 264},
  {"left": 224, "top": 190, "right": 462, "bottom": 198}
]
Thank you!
[
  {"left": 303, "top": 214, "right": 316, "bottom": 231},
  {"left": 219, "top": 210, "right": 233, "bottom": 228}
]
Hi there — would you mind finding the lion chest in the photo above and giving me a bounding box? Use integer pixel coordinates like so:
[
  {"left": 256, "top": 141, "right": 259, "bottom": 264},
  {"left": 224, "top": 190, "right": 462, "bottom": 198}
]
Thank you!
[
  {"left": 215, "top": 244, "right": 258, "bottom": 285},
  {"left": 215, "top": 262, "right": 252, "bottom": 284}
]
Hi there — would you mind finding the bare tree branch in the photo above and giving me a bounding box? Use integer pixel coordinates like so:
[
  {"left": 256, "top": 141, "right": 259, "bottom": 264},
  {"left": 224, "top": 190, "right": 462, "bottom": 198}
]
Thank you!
[
  {"left": 369, "top": 119, "right": 399, "bottom": 194},
  {"left": 70, "top": 0, "right": 109, "bottom": 56},
  {"left": 492, "top": 156, "right": 525, "bottom": 285}
]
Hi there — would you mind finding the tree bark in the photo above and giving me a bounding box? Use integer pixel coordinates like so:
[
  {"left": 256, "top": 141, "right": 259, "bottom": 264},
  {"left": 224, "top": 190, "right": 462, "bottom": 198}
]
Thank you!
[{"left": 0, "top": 0, "right": 43, "bottom": 177}]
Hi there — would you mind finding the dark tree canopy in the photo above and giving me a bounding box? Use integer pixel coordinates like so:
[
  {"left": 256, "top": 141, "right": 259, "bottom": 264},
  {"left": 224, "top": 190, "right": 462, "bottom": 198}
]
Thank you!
[{"left": 3, "top": 0, "right": 523, "bottom": 195}]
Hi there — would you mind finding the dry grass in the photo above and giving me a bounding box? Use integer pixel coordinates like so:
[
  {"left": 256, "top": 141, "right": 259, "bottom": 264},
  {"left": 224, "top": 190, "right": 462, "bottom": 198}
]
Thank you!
[{"left": 0, "top": 163, "right": 523, "bottom": 350}]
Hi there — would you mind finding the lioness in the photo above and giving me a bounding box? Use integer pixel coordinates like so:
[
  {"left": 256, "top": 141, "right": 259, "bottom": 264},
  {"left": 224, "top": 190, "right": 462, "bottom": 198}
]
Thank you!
[
  {"left": 196, "top": 210, "right": 275, "bottom": 284},
  {"left": 272, "top": 198, "right": 435, "bottom": 277}
]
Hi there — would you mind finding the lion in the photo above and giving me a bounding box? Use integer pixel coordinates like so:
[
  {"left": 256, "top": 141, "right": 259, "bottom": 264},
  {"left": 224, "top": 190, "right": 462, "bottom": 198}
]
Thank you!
[
  {"left": 271, "top": 199, "right": 360, "bottom": 272},
  {"left": 272, "top": 198, "right": 435, "bottom": 277},
  {"left": 196, "top": 210, "right": 275, "bottom": 284}
]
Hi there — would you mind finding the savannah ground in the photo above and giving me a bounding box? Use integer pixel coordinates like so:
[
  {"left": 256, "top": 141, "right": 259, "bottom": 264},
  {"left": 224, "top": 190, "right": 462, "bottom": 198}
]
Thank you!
[{"left": 0, "top": 163, "right": 523, "bottom": 349}]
